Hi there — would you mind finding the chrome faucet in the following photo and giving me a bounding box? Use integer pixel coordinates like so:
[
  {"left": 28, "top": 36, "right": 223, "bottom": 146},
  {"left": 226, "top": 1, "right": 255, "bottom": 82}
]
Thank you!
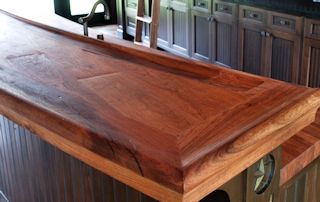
[{"left": 78, "top": 0, "right": 110, "bottom": 37}]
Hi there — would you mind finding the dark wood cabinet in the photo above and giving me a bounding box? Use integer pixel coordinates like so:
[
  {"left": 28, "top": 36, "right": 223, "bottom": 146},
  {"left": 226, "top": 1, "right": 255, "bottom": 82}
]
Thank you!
[
  {"left": 157, "top": 1, "right": 170, "bottom": 48},
  {"left": 211, "top": 1, "right": 238, "bottom": 68},
  {"left": 157, "top": 0, "right": 190, "bottom": 57},
  {"left": 191, "top": 4, "right": 211, "bottom": 62},
  {"left": 238, "top": 6, "right": 302, "bottom": 83},
  {"left": 191, "top": 0, "right": 237, "bottom": 68},
  {"left": 117, "top": 1, "right": 318, "bottom": 86},
  {"left": 266, "top": 12, "right": 302, "bottom": 83},
  {"left": 238, "top": 6, "right": 267, "bottom": 76},
  {"left": 301, "top": 19, "right": 320, "bottom": 87},
  {"left": 266, "top": 31, "right": 301, "bottom": 83},
  {"left": 239, "top": 26, "right": 265, "bottom": 75},
  {"left": 301, "top": 38, "right": 320, "bottom": 87},
  {"left": 170, "top": 1, "right": 190, "bottom": 57}
]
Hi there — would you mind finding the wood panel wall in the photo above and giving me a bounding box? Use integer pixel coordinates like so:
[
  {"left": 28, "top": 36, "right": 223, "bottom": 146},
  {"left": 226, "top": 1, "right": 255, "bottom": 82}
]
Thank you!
[
  {"left": 194, "top": 15, "right": 210, "bottom": 59},
  {"left": 308, "top": 47, "right": 320, "bottom": 88},
  {"left": 0, "top": 115, "right": 156, "bottom": 202},
  {"left": 280, "top": 157, "right": 320, "bottom": 202},
  {"left": 271, "top": 38, "right": 294, "bottom": 82},
  {"left": 242, "top": 29, "right": 263, "bottom": 75},
  {"left": 216, "top": 22, "right": 232, "bottom": 66}
]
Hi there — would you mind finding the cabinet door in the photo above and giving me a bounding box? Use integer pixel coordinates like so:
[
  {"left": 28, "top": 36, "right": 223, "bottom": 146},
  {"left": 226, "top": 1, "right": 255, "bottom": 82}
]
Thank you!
[
  {"left": 301, "top": 38, "right": 320, "bottom": 87},
  {"left": 212, "top": 1, "right": 238, "bottom": 68},
  {"left": 238, "top": 25, "right": 266, "bottom": 76},
  {"left": 157, "top": 1, "right": 170, "bottom": 49},
  {"left": 124, "top": 0, "right": 137, "bottom": 36},
  {"left": 266, "top": 12, "right": 302, "bottom": 83},
  {"left": 265, "top": 31, "right": 300, "bottom": 83},
  {"left": 212, "top": 19, "right": 236, "bottom": 67},
  {"left": 191, "top": 10, "right": 211, "bottom": 62},
  {"left": 170, "top": 1, "right": 190, "bottom": 57}
]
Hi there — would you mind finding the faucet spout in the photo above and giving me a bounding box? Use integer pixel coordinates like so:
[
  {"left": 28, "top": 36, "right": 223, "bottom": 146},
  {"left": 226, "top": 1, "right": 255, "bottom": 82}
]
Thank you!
[{"left": 78, "top": 0, "right": 111, "bottom": 36}]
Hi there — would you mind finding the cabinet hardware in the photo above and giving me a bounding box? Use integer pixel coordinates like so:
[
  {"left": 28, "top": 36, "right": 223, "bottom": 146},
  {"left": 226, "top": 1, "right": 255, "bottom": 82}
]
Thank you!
[
  {"left": 265, "top": 32, "right": 271, "bottom": 37},
  {"left": 279, "top": 20, "right": 289, "bottom": 26},
  {"left": 249, "top": 13, "right": 258, "bottom": 18},
  {"left": 219, "top": 6, "right": 228, "bottom": 11},
  {"left": 197, "top": 2, "right": 206, "bottom": 7},
  {"left": 207, "top": 16, "right": 214, "bottom": 22},
  {"left": 128, "top": 2, "right": 136, "bottom": 7}
]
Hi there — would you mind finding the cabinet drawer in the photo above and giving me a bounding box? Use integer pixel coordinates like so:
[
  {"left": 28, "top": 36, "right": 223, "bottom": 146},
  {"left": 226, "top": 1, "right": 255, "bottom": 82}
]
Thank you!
[
  {"left": 305, "top": 19, "right": 320, "bottom": 39},
  {"left": 268, "top": 12, "right": 302, "bottom": 34},
  {"left": 194, "top": 0, "right": 208, "bottom": 10},
  {"left": 239, "top": 6, "right": 266, "bottom": 25},
  {"left": 126, "top": 0, "right": 137, "bottom": 9},
  {"left": 243, "top": 9, "right": 264, "bottom": 22},
  {"left": 214, "top": 3, "right": 233, "bottom": 15}
]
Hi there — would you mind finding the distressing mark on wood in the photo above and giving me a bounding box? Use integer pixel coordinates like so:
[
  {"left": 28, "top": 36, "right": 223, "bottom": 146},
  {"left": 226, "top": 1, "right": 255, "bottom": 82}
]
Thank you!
[
  {"left": 127, "top": 148, "right": 144, "bottom": 176},
  {"left": 6, "top": 51, "right": 49, "bottom": 66}
]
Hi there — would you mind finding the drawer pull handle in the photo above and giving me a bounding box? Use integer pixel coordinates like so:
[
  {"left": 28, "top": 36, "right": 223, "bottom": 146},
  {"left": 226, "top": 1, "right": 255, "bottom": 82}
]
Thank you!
[
  {"left": 128, "top": 2, "right": 136, "bottom": 7},
  {"left": 279, "top": 20, "right": 289, "bottom": 25},
  {"left": 219, "top": 6, "right": 228, "bottom": 11},
  {"left": 265, "top": 32, "right": 271, "bottom": 37},
  {"left": 207, "top": 16, "right": 214, "bottom": 22},
  {"left": 260, "top": 31, "right": 272, "bottom": 37},
  {"left": 249, "top": 13, "right": 258, "bottom": 18},
  {"left": 197, "top": 2, "right": 206, "bottom": 7}
]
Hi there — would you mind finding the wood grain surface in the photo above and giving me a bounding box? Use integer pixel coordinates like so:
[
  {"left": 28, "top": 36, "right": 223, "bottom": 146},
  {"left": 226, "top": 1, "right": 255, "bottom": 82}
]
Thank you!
[
  {"left": 281, "top": 109, "right": 320, "bottom": 185},
  {"left": 1, "top": 10, "right": 320, "bottom": 201}
]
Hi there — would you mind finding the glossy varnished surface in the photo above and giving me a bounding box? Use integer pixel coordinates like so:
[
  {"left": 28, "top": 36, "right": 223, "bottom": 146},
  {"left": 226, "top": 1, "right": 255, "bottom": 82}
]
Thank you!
[
  {"left": 281, "top": 110, "right": 320, "bottom": 185},
  {"left": 1, "top": 11, "right": 320, "bottom": 201}
]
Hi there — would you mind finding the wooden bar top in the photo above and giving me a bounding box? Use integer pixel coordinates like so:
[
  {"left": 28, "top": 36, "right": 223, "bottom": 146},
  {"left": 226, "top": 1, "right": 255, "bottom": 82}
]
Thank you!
[{"left": 1, "top": 10, "right": 320, "bottom": 201}]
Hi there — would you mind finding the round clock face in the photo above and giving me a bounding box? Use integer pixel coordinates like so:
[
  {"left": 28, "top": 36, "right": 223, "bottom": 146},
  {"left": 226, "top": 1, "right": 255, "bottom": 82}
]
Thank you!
[{"left": 254, "top": 154, "right": 275, "bottom": 194}]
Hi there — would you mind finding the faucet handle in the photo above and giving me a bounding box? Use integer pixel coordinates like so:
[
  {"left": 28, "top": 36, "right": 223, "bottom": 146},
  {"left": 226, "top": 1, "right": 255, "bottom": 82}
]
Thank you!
[{"left": 78, "top": 0, "right": 111, "bottom": 36}]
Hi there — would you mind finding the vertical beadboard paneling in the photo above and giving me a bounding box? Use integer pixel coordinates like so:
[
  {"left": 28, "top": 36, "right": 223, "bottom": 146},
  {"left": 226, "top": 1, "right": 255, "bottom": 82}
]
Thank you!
[
  {"left": 271, "top": 38, "right": 294, "bottom": 82},
  {"left": 312, "top": 24, "right": 320, "bottom": 36},
  {"left": 158, "top": 6, "right": 168, "bottom": 42},
  {"left": 173, "top": 10, "right": 187, "bottom": 49},
  {"left": 216, "top": 22, "right": 232, "bottom": 67},
  {"left": 0, "top": 115, "right": 157, "bottom": 202},
  {"left": 195, "top": 15, "right": 210, "bottom": 58},
  {"left": 309, "top": 47, "right": 320, "bottom": 88},
  {"left": 280, "top": 158, "right": 320, "bottom": 202},
  {"left": 243, "top": 29, "right": 263, "bottom": 75}
]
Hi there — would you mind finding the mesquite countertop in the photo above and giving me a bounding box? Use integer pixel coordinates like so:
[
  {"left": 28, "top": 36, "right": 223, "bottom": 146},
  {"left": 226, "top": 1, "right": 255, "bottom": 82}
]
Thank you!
[{"left": 0, "top": 10, "right": 320, "bottom": 201}]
